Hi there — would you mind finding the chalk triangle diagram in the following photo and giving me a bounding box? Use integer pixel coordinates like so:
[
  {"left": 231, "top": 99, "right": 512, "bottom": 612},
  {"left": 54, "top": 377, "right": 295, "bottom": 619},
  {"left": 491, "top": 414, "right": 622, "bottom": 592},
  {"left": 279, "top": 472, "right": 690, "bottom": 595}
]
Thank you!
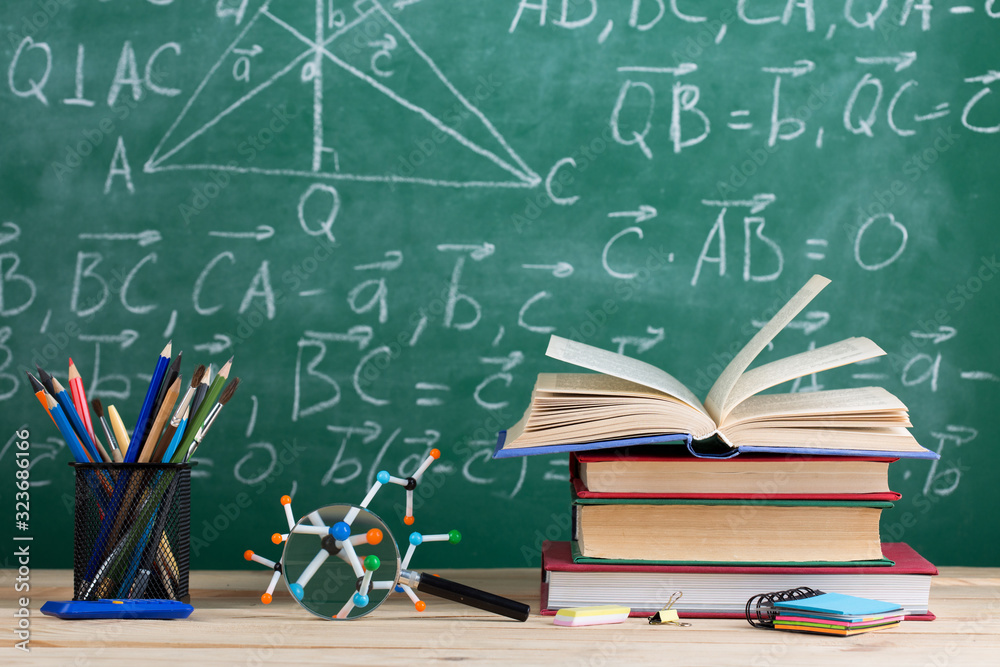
[{"left": 145, "top": 0, "right": 540, "bottom": 188}]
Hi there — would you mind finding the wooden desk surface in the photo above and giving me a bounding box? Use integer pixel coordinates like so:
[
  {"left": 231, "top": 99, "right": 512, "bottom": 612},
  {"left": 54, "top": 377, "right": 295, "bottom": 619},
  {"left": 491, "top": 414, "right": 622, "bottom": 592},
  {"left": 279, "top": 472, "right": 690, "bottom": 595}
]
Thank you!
[{"left": 3, "top": 567, "right": 999, "bottom": 665}]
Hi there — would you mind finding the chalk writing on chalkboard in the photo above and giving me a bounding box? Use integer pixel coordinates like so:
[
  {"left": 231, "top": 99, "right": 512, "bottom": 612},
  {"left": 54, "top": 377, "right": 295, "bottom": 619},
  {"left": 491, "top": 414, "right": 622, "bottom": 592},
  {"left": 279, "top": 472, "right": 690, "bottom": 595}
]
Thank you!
[{"left": 145, "top": 0, "right": 541, "bottom": 189}]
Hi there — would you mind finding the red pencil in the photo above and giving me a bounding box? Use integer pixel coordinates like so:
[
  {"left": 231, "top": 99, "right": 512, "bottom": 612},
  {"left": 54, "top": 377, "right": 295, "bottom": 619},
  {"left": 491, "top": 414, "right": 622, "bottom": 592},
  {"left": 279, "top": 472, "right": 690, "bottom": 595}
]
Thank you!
[{"left": 68, "top": 358, "right": 99, "bottom": 448}]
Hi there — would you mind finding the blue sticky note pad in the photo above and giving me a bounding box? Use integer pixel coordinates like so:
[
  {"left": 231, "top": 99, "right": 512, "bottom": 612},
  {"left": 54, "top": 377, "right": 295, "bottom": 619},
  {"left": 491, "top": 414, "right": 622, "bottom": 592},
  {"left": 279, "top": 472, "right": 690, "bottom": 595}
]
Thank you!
[
  {"left": 775, "top": 593, "right": 901, "bottom": 617},
  {"left": 41, "top": 599, "right": 193, "bottom": 619}
]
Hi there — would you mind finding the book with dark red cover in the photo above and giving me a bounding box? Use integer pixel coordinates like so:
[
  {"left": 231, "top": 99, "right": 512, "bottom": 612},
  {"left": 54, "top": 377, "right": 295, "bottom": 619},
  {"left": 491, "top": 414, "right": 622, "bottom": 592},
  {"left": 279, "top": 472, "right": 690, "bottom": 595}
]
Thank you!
[
  {"left": 570, "top": 451, "right": 903, "bottom": 501},
  {"left": 540, "top": 540, "right": 936, "bottom": 621}
]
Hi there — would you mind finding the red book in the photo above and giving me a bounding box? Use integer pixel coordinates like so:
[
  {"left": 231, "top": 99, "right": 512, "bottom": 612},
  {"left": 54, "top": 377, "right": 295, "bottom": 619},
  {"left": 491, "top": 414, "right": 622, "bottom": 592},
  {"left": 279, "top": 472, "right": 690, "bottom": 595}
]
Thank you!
[
  {"left": 541, "top": 540, "right": 936, "bottom": 621},
  {"left": 571, "top": 451, "right": 902, "bottom": 501}
]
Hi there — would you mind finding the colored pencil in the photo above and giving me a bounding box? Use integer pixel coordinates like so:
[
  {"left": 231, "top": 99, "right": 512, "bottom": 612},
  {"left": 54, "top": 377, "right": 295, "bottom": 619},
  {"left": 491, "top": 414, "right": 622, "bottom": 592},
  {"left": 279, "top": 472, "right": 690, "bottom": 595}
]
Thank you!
[
  {"left": 145, "top": 352, "right": 181, "bottom": 444},
  {"left": 161, "top": 405, "right": 189, "bottom": 463},
  {"left": 68, "top": 358, "right": 100, "bottom": 449},
  {"left": 171, "top": 357, "right": 231, "bottom": 463},
  {"left": 124, "top": 342, "right": 171, "bottom": 463},
  {"left": 153, "top": 364, "right": 204, "bottom": 463},
  {"left": 185, "top": 365, "right": 211, "bottom": 438},
  {"left": 91, "top": 398, "right": 123, "bottom": 463},
  {"left": 27, "top": 372, "right": 56, "bottom": 425},
  {"left": 49, "top": 376, "right": 101, "bottom": 463},
  {"left": 185, "top": 378, "right": 240, "bottom": 462},
  {"left": 107, "top": 405, "right": 131, "bottom": 459},
  {"left": 138, "top": 376, "right": 180, "bottom": 463},
  {"left": 44, "top": 391, "right": 89, "bottom": 463}
]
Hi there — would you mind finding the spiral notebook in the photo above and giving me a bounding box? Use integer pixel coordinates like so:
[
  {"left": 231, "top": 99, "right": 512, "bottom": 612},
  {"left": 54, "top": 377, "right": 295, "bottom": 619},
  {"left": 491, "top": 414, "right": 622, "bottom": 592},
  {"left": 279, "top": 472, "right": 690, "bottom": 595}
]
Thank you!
[{"left": 746, "top": 587, "right": 904, "bottom": 636}]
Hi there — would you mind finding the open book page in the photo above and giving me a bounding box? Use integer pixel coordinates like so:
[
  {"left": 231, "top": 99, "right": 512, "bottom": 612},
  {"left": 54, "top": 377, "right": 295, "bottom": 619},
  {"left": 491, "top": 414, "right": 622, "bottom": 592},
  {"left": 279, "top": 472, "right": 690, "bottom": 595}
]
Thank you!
[
  {"left": 545, "top": 336, "right": 709, "bottom": 417},
  {"left": 507, "top": 413, "right": 710, "bottom": 447},
  {"left": 535, "top": 372, "right": 672, "bottom": 397},
  {"left": 723, "top": 387, "right": 909, "bottom": 425},
  {"left": 530, "top": 373, "right": 716, "bottom": 439},
  {"left": 717, "top": 337, "right": 887, "bottom": 423},
  {"left": 722, "top": 425, "right": 929, "bottom": 455},
  {"left": 703, "top": 275, "right": 831, "bottom": 423}
]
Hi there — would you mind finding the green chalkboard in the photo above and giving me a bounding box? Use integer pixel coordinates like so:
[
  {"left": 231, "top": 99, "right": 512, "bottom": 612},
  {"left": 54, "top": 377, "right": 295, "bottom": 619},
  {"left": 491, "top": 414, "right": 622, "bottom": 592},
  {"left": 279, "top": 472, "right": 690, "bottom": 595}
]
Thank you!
[{"left": 1, "top": 1, "right": 998, "bottom": 574}]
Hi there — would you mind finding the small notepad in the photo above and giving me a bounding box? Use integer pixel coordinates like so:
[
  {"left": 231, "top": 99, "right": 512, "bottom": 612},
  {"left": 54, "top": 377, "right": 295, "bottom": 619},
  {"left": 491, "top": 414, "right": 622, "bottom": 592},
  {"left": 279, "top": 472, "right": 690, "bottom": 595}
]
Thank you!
[
  {"left": 775, "top": 592, "right": 902, "bottom": 618},
  {"left": 746, "top": 587, "right": 904, "bottom": 636}
]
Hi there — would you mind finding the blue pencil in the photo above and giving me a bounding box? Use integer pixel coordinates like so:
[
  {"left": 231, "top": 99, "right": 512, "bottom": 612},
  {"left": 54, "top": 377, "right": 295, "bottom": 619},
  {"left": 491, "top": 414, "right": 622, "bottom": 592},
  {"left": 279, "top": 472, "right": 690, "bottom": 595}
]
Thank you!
[
  {"left": 161, "top": 404, "right": 189, "bottom": 463},
  {"left": 45, "top": 391, "right": 89, "bottom": 463},
  {"left": 124, "top": 341, "right": 171, "bottom": 463},
  {"left": 49, "top": 376, "right": 101, "bottom": 463}
]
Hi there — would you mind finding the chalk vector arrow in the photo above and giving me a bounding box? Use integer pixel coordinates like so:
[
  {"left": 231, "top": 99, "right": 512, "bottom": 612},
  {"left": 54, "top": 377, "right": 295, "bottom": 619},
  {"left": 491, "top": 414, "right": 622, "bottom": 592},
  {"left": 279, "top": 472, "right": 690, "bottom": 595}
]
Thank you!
[
  {"left": 78, "top": 231, "right": 161, "bottom": 247},
  {"left": 910, "top": 326, "right": 957, "bottom": 345},
  {"left": 480, "top": 351, "right": 524, "bottom": 372},
  {"left": 965, "top": 71, "right": 1000, "bottom": 85},
  {"left": 304, "top": 326, "right": 374, "bottom": 351},
  {"left": 613, "top": 326, "right": 665, "bottom": 355},
  {"left": 79, "top": 329, "right": 140, "bottom": 349},
  {"left": 208, "top": 225, "right": 274, "bottom": 241},
  {"left": 761, "top": 60, "right": 815, "bottom": 77},
  {"left": 608, "top": 205, "right": 657, "bottom": 223},
  {"left": 856, "top": 52, "right": 917, "bottom": 72},
  {"left": 616, "top": 63, "right": 698, "bottom": 76},
  {"left": 327, "top": 420, "right": 382, "bottom": 444},
  {"left": 194, "top": 334, "right": 233, "bottom": 355},
  {"left": 752, "top": 311, "right": 830, "bottom": 337},
  {"left": 437, "top": 242, "right": 495, "bottom": 261},
  {"left": 522, "top": 262, "right": 574, "bottom": 278},
  {"left": 0, "top": 222, "right": 21, "bottom": 246},
  {"left": 701, "top": 193, "right": 776, "bottom": 214}
]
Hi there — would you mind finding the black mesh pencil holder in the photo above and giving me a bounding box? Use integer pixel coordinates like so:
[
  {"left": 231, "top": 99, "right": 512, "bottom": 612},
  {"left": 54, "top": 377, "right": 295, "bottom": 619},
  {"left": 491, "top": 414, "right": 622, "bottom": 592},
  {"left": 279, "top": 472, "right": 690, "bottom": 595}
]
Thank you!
[{"left": 71, "top": 463, "right": 192, "bottom": 603}]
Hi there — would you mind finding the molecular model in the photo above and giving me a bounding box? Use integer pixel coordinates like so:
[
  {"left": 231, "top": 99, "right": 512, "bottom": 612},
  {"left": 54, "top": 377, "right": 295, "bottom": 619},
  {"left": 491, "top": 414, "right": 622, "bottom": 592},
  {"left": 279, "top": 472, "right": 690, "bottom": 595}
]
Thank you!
[{"left": 244, "top": 448, "right": 462, "bottom": 618}]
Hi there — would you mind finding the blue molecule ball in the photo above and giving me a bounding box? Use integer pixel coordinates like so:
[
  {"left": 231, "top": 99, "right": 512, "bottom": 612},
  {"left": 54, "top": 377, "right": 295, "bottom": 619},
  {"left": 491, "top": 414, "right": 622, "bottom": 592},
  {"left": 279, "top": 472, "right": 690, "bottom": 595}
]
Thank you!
[
  {"left": 409, "top": 532, "right": 423, "bottom": 546},
  {"left": 289, "top": 583, "right": 304, "bottom": 600},
  {"left": 394, "top": 585, "right": 404, "bottom": 593},
  {"left": 353, "top": 592, "right": 370, "bottom": 607},
  {"left": 331, "top": 521, "right": 351, "bottom": 541},
  {"left": 376, "top": 470, "right": 390, "bottom": 484}
]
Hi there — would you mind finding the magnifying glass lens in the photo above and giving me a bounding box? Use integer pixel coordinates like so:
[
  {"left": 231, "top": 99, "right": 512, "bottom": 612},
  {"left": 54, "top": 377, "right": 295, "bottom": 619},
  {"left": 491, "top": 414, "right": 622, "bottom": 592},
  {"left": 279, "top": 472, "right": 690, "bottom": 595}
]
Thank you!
[{"left": 281, "top": 504, "right": 400, "bottom": 620}]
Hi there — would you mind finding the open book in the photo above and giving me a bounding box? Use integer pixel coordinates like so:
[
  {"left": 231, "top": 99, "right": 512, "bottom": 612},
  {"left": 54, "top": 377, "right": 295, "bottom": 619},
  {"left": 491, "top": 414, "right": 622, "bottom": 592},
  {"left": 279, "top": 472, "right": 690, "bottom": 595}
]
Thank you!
[{"left": 495, "top": 275, "right": 936, "bottom": 460}]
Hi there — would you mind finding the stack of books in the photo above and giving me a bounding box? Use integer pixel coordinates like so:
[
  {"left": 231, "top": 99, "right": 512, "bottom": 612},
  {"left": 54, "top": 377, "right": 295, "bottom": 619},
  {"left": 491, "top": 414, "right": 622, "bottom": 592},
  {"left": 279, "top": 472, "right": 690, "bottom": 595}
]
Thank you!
[{"left": 494, "top": 276, "right": 939, "bottom": 621}]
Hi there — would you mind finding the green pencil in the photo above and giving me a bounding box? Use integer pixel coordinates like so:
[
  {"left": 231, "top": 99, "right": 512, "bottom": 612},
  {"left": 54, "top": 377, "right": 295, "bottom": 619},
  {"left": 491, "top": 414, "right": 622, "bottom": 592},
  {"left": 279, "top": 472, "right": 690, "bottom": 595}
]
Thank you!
[{"left": 169, "top": 356, "right": 231, "bottom": 463}]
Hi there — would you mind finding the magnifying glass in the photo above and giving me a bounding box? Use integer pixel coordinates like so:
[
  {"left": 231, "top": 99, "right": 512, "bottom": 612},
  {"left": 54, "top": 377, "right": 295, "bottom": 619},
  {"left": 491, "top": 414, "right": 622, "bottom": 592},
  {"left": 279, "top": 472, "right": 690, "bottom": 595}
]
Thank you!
[{"left": 279, "top": 503, "right": 530, "bottom": 621}]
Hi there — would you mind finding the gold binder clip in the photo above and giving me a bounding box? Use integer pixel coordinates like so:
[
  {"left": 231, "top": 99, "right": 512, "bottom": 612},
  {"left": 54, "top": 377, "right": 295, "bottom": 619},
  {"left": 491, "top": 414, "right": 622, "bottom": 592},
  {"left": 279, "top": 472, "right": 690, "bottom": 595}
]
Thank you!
[{"left": 649, "top": 592, "right": 692, "bottom": 626}]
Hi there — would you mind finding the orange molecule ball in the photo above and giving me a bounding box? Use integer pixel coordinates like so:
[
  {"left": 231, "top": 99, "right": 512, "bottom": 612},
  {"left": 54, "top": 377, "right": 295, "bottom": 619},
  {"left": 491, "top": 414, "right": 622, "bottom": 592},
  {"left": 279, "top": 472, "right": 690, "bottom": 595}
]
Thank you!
[
  {"left": 243, "top": 550, "right": 254, "bottom": 561},
  {"left": 280, "top": 495, "right": 291, "bottom": 505},
  {"left": 271, "top": 533, "right": 283, "bottom": 544},
  {"left": 415, "top": 601, "right": 426, "bottom": 612},
  {"left": 404, "top": 515, "right": 415, "bottom": 525},
  {"left": 429, "top": 448, "right": 440, "bottom": 459},
  {"left": 261, "top": 593, "right": 272, "bottom": 604},
  {"left": 366, "top": 528, "right": 383, "bottom": 545}
]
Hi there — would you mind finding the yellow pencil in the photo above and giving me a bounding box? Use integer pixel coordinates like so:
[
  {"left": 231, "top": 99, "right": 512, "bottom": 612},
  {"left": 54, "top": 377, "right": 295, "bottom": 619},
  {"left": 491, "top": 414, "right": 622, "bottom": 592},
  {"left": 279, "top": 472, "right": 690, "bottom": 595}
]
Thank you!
[{"left": 107, "top": 405, "right": 130, "bottom": 460}]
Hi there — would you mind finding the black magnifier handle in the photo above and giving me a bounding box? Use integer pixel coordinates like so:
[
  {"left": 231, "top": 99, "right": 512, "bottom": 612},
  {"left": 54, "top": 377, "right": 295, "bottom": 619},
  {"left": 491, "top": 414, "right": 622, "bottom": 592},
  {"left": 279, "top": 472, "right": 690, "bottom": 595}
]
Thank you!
[{"left": 409, "top": 571, "right": 530, "bottom": 621}]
